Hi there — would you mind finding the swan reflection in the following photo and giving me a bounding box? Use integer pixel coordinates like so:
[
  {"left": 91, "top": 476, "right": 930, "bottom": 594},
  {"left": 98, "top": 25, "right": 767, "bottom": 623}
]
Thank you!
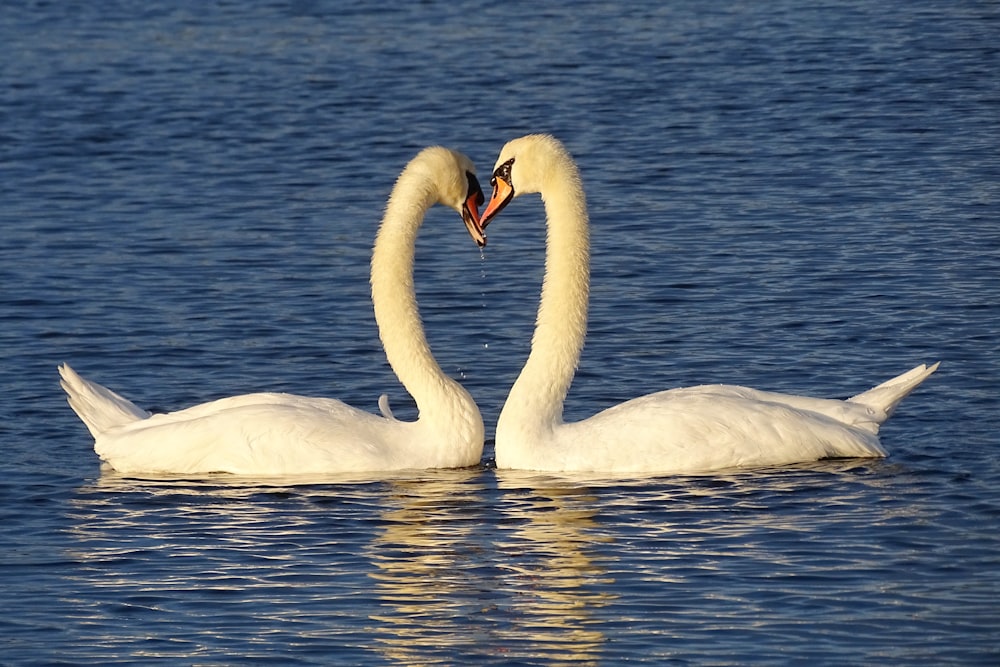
[
  {"left": 493, "top": 471, "right": 618, "bottom": 665},
  {"left": 65, "top": 469, "right": 490, "bottom": 662},
  {"left": 365, "top": 468, "right": 490, "bottom": 665},
  {"left": 60, "top": 461, "right": 903, "bottom": 662}
]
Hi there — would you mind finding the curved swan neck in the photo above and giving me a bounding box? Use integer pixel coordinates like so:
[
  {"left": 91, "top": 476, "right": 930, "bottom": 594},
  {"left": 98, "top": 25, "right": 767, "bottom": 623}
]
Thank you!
[
  {"left": 370, "top": 167, "right": 477, "bottom": 431},
  {"left": 502, "top": 146, "right": 591, "bottom": 432}
]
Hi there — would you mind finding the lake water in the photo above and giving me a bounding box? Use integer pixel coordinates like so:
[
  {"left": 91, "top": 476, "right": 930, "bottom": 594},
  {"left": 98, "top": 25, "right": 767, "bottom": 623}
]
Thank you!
[{"left": 2, "top": 0, "right": 998, "bottom": 664}]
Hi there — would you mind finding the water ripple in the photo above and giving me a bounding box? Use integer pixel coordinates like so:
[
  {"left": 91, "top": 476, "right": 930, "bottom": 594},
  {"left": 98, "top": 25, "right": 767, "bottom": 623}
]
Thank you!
[{"left": 2, "top": 0, "right": 998, "bottom": 664}]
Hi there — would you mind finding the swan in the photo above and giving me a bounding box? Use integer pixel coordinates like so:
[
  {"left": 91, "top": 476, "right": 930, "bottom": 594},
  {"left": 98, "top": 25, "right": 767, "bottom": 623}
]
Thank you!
[
  {"left": 59, "top": 146, "right": 488, "bottom": 475},
  {"left": 480, "top": 134, "right": 939, "bottom": 474}
]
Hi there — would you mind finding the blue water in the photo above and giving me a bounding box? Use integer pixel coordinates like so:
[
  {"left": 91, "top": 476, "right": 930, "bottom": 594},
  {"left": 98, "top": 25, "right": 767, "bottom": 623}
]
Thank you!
[{"left": 2, "top": 0, "right": 999, "bottom": 664}]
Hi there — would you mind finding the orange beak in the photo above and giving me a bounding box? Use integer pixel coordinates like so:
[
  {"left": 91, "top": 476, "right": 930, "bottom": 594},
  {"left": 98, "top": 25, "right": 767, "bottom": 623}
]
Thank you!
[
  {"left": 462, "top": 187, "right": 487, "bottom": 248},
  {"left": 481, "top": 173, "right": 514, "bottom": 229}
]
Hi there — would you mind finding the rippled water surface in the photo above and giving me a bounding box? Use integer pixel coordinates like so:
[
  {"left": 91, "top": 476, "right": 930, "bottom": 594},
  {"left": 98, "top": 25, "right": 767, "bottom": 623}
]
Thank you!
[{"left": 2, "top": 1, "right": 999, "bottom": 664}]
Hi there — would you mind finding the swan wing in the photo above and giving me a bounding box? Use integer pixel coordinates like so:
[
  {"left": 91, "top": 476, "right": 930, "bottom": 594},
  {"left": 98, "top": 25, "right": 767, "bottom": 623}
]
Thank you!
[
  {"left": 546, "top": 387, "right": 886, "bottom": 474},
  {"left": 673, "top": 385, "right": 884, "bottom": 434},
  {"left": 94, "top": 393, "right": 410, "bottom": 475}
]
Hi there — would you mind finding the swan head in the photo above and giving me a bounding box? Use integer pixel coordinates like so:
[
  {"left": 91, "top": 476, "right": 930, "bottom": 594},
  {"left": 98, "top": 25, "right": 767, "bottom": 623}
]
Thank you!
[
  {"left": 481, "top": 134, "right": 573, "bottom": 228},
  {"left": 412, "top": 146, "right": 487, "bottom": 247}
]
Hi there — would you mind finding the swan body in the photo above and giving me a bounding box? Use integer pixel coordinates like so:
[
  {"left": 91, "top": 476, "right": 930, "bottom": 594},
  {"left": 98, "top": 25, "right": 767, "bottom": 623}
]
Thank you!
[
  {"left": 480, "top": 134, "right": 938, "bottom": 474},
  {"left": 60, "top": 146, "right": 488, "bottom": 475}
]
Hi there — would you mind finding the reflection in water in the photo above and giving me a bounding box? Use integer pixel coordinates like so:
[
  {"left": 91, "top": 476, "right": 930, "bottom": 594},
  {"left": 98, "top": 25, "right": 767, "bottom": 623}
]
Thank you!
[
  {"left": 66, "top": 468, "right": 625, "bottom": 664},
  {"left": 493, "top": 471, "right": 618, "bottom": 665},
  {"left": 64, "top": 469, "right": 493, "bottom": 663},
  {"left": 364, "top": 469, "right": 491, "bottom": 665},
  {"left": 59, "top": 461, "right": 919, "bottom": 664}
]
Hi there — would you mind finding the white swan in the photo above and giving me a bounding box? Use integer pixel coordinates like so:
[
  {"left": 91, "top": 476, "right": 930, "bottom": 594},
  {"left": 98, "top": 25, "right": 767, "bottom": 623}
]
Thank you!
[
  {"left": 480, "top": 134, "right": 939, "bottom": 474},
  {"left": 60, "top": 146, "right": 488, "bottom": 475}
]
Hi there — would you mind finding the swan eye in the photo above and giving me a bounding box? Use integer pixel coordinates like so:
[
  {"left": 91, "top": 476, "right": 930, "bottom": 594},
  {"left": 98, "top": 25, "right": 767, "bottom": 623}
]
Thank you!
[{"left": 491, "top": 157, "right": 514, "bottom": 189}]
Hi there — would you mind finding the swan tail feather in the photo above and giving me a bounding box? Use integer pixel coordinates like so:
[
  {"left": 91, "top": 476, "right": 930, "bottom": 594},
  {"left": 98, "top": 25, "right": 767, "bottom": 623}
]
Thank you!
[
  {"left": 848, "top": 362, "right": 940, "bottom": 420},
  {"left": 58, "top": 364, "right": 150, "bottom": 438},
  {"left": 378, "top": 393, "right": 398, "bottom": 421}
]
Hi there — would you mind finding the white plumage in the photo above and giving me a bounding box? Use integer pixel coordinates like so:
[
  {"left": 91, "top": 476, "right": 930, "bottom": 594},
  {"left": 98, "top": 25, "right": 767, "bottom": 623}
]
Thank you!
[
  {"left": 480, "top": 134, "right": 938, "bottom": 474},
  {"left": 60, "top": 146, "right": 487, "bottom": 475}
]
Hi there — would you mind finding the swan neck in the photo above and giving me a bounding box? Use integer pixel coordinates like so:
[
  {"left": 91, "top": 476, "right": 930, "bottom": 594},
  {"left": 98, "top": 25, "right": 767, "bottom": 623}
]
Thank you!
[
  {"left": 502, "top": 157, "right": 590, "bottom": 433},
  {"left": 370, "top": 173, "right": 479, "bottom": 436}
]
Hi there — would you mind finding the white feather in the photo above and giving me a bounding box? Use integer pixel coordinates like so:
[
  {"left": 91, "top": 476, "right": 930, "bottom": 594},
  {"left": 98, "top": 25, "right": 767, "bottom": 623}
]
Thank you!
[
  {"left": 60, "top": 147, "right": 485, "bottom": 475},
  {"left": 482, "top": 134, "right": 938, "bottom": 474}
]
